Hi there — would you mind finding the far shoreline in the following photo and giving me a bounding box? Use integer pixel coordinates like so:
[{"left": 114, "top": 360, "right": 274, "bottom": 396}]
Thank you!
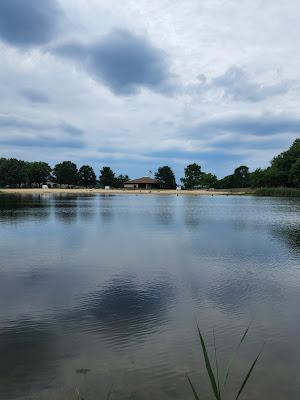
[{"left": 0, "top": 188, "right": 252, "bottom": 196}]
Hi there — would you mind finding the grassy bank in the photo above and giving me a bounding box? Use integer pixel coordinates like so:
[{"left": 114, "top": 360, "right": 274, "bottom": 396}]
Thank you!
[{"left": 254, "top": 187, "right": 300, "bottom": 197}]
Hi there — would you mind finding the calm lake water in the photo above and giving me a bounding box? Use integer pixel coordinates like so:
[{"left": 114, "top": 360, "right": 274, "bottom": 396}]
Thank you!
[{"left": 0, "top": 193, "right": 300, "bottom": 399}]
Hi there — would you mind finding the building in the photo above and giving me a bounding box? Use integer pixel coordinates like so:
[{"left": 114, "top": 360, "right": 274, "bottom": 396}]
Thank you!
[{"left": 124, "top": 177, "right": 161, "bottom": 189}]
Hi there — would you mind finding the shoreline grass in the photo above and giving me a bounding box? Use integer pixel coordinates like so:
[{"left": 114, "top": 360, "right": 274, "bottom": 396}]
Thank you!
[{"left": 254, "top": 187, "right": 300, "bottom": 197}]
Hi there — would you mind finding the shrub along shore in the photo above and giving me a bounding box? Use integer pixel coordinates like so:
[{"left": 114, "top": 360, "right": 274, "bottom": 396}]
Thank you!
[{"left": 254, "top": 187, "right": 300, "bottom": 197}]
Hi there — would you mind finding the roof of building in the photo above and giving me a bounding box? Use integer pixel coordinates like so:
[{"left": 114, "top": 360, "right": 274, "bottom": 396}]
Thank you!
[{"left": 124, "top": 177, "right": 160, "bottom": 184}]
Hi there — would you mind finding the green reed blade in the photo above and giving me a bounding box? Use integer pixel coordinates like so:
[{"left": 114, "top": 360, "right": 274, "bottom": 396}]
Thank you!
[
  {"left": 213, "top": 329, "right": 221, "bottom": 399},
  {"left": 197, "top": 325, "right": 220, "bottom": 400},
  {"left": 187, "top": 375, "right": 201, "bottom": 400},
  {"left": 106, "top": 384, "right": 113, "bottom": 400},
  {"left": 235, "top": 346, "right": 263, "bottom": 400},
  {"left": 224, "top": 322, "right": 252, "bottom": 387}
]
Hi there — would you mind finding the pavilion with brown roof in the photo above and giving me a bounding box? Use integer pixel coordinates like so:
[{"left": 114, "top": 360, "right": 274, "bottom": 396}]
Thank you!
[{"left": 123, "top": 177, "right": 162, "bottom": 189}]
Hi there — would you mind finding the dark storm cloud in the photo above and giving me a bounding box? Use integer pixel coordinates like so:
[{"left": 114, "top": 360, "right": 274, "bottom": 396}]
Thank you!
[
  {"left": 189, "top": 114, "right": 300, "bottom": 137},
  {"left": 212, "top": 66, "right": 291, "bottom": 102},
  {"left": 0, "top": 0, "right": 62, "bottom": 47},
  {"left": 21, "top": 88, "right": 50, "bottom": 104},
  {"left": 54, "top": 29, "right": 174, "bottom": 95}
]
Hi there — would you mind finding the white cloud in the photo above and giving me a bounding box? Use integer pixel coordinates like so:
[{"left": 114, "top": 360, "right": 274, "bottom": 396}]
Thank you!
[{"left": 0, "top": 0, "right": 299, "bottom": 178}]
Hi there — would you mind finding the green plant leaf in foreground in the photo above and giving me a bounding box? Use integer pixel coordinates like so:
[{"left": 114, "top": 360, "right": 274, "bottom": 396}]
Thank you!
[
  {"left": 197, "top": 325, "right": 220, "bottom": 400},
  {"left": 188, "top": 324, "right": 263, "bottom": 400},
  {"left": 213, "top": 329, "right": 221, "bottom": 399},
  {"left": 235, "top": 345, "right": 264, "bottom": 400},
  {"left": 187, "top": 375, "right": 201, "bottom": 400},
  {"left": 224, "top": 322, "right": 252, "bottom": 387}
]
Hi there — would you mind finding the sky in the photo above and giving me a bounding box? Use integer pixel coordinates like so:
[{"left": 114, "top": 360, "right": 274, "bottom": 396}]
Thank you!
[{"left": 0, "top": 0, "right": 300, "bottom": 179}]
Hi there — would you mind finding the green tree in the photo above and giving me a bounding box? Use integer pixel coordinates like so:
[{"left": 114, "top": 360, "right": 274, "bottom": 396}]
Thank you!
[
  {"left": 99, "top": 166, "right": 115, "bottom": 187},
  {"left": 0, "top": 158, "right": 29, "bottom": 187},
  {"left": 199, "top": 172, "right": 218, "bottom": 188},
  {"left": 53, "top": 161, "right": 78, "bottom": 186},
  {"left": 28, "top": 162, "right": 52, "bottom": 186},
  {"left": 249, "top": 168, "right": 267, "bottom": 187},
  {"left": 0, "top": 158, "right": 7, "bottom": 186},
  {"left": 289, "top": 158, "right": 300, "bottom": 187},
  {"left": 155, "top": 166, "right": 176, "bottom": 189},
  {"left": 181, "top": 163, "right": 202, "bottom": 189},
  {"left": 270, "top": 139, "right": 300, "bottom": 186},
  {"left": 233, "top": 165, "right": 250, "bottom": 188},
  {"left": 114, "top": 174, "right": 129, "bottom": 188},
  {"left": 78, "top": 165, "right": 96, "bottom": 187},
  {"left": 217, "top": 174, "right": 235, "bottom": 189}
]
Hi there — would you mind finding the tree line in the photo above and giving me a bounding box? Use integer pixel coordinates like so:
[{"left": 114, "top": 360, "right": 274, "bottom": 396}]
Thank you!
[
  {"left": 217, "top": 138, "right": 300, "bottom": 189},
  {"left": 0, "top": 139, "right": 299, "bottom": 189}
]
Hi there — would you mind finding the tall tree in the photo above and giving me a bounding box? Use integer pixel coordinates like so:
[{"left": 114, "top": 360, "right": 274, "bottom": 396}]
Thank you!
[
  {"left": 99, "top": 166, "right": 115, "bottom": 187},
  {"left": 250, "top": 168, "right": 267, "bottom": 187},
  {"left": 28, "top": 162, "right": 52, "bottom": 186},
  {"left": 0, "top": 158, "right": 29, "bottom": 187},
  {"left": 155, "top": 166, "right": 176, "bottom": 189},
  {"left": 53, "top": 161, "right": 78, "bottom": 186},
  {"left": 0, "top": 158, "right": 7, "bottom": 186},
  {"left": 289, "top": 158, "right": 300, "bottom": 188},
  {"left": 181, "top": 163, "right": 202, "bottom": 189},
  {"left": 114, "top": 174, "right": 129, "bottom": 188},
  {"left": 233, "top": 165, "right": 250, "bottom": 188},
  {"left": 78, "top": 165, "right": 96, "bottom": 187},
  {"left": 270, "top": 139, "right": 300, "bottom": 186},
  {"left": 199, "top": 172, "right": 218, "bottom": 188}
]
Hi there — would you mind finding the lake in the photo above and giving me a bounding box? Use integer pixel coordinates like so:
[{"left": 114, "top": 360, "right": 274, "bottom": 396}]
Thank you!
[{"left": 0, "top": 193, "right": 300, "bottom": 399}]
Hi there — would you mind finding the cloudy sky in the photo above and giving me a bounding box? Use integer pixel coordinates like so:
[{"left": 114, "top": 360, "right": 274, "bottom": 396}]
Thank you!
[{"left": 0, "top": 0, "right": 300, "bottom": 179}]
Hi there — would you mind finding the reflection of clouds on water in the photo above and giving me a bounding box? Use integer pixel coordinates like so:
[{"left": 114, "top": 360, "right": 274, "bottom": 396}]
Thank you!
[
  {"left": 0, "top": 267, "right": 90, "bottom": 322},
  {"left": 207, "top": 273, "right": 283, "bottom": 313},
  {"left": 0, "top": 320, "right": 59, "bottom": 399},
  {"left": 0, "top": 270, "right": 177, "bottom": 396},
  {"left": 1, "top": 194, "right": 300, "bottom": 399},
  {"left": 75, "top": 277, "right": 176, "bottom": 341}
]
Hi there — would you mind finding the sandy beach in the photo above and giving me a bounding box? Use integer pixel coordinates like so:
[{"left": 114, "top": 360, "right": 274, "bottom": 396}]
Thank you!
[{"left": 0, "top": 188, "right": 252, "bottom": 196}]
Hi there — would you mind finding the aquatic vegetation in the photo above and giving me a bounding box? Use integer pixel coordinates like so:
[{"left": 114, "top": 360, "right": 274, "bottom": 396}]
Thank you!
[{"left": 188, "top": 324, "right": 263, "bottom": 400}]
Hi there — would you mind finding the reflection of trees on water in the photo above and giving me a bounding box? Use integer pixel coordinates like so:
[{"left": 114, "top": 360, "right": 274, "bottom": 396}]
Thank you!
[
  {"left": 0, "top": 194, "right": 51, "bottom": 222},
  {"left": 0, "top": 194, "right": 100, "bottom": 224},
  {"left": 56, "top": 194, "right": 96, "bottom": 223},
  {"left": 53, "top": 198, "right": 79, "bottom": 224},
  {"left": 99, "top": 195, "right": 116, "bottom": 222},
  {"left": 273, "top": 226, "right": 300, "bottom": 255},
  {"left": 154, "top": 196, "right": 174, "bottom": 226},
  {"left": 183, "top": 196, "right": 202, "bottom": 229}
]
